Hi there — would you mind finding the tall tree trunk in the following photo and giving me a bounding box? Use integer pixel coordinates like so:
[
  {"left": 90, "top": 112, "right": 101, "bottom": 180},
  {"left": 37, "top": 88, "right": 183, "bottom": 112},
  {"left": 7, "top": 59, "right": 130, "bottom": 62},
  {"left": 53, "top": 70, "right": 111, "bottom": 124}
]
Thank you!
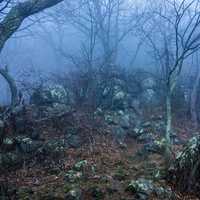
[
  {"left": 190, "top": 66, "right": 200, "bottom": 129},
  {"left": 0, "top": 68, "right": 18, "bottom": 108},
  {"left": 165, "top": 88, "right": 172, "bottom": 167}
]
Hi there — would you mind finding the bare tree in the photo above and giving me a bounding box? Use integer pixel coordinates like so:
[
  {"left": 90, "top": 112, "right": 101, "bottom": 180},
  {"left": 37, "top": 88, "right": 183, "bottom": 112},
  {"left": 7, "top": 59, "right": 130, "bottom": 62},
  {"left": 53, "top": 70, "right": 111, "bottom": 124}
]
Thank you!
[
  {"left": 0, "top": 66, "right": 17, "bottom": 107},
  {"left": 138, "top": 0, "right": 200, "bottom": 165},
  {"left": 190, "top": 53, "right": 200, "bottom": 129},
  {"left": 43, "top": 0, "right": 137, "bottom": 68},
  {"left": 0, "top": 0, "right": 64, "bottom": 107}
]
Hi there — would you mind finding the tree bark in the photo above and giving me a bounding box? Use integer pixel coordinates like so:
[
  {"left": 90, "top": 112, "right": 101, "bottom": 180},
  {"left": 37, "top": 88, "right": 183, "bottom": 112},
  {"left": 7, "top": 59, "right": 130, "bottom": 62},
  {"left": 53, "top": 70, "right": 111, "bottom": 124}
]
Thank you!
[
  {"left": 165, "top": 88, "right": 173, "bottom": 167},
  {"left": 0, "top": 0, "right": 63, "bottom": 53},
  {"left": 0, "top": 68, "right": 18, "bottom": 108},
  {"left": 190, "top": 66, "right": 200, "bottom": 129},
  {"left": 0, "top": 0, "right": 63, "bottom": 108}
]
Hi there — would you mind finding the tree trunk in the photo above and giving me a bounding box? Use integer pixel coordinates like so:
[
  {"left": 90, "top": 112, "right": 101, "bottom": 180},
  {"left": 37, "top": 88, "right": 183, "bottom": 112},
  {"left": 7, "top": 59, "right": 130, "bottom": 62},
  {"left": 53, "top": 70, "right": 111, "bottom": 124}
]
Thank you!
[
  {"left": 190, "top": 66, "right": 200, "bottom": 129},
  {"left": 0, "top": 68, "right": 18, "bottom": 108},
  {"left": 165, "top": 86, "right": 173, "bottom": 167},
  {"left": 0, "top": 0, "right": 63, "bottom": 53},
  {"left": 0, "top": 0, "right": 64, "bottom": 108}
]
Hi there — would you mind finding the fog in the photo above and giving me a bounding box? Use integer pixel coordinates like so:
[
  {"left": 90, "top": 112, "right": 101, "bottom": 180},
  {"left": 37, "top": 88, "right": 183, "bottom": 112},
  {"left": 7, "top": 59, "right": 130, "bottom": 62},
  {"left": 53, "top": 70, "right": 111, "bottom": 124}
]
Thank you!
[
  {"left": 0, "top": 2, "right": 153, "bottom": 105},
  {"left": 0, "top": 0, "right": 196, "bottom": 106},
  {"left": 2, "top": 1, "right": 200, "bottom": 198}
]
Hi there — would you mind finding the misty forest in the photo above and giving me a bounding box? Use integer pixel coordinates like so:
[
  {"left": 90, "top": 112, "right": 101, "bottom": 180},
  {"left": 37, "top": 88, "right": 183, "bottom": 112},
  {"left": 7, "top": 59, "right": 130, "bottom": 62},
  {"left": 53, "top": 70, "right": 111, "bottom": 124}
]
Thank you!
[{"left": 2, "top": 0, "right": 200, "bottom": 199}]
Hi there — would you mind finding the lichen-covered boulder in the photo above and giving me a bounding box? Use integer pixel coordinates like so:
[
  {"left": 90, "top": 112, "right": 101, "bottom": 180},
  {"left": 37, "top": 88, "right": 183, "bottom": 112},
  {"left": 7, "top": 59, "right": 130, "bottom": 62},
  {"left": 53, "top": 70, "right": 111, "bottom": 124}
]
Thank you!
[
  {"left": 65, "top": 188, "right": 82, "bottom": 200},
  {"left": 112, "top": 125, "right": 126, "bottom": 145},
  {"left": 126, "top": 178, "right": 173, "bottom": 200},
  {"left": 65, "top": 170, "right": 83, "bottom": 183},
  {"left": 2, "top": 137, "right": 15, "bottom": 151},
  {"left": 141, "top": 89, "right": 158, "bottom": 106},
  {"left": 138, "top": 76, "right": 160, "bottom": 107},
  {"left": 102, "top": 77, "right": 128, "bottom": 110},
  {"left": 30, "top": 84, "right": 70, "bottom": 106},
  {"left": 104, "top": 110, "right": 132, "bottom": 129},
  {"left": 173, "top": 135, "right": 200, "bottom": 192},
  {"left": 142, "top": 77, "right": 156, "bottom": 90},
  {"left": 48, "top": 85, "right": 69, "bottom": 103},
  {"left": 15, "top": 136, "right": 43, "bottom": 153},
  {"left": 104, "top": 109, "right": 139, "bottom": 145},
  {"left": 44, "top": 138, "right": 66, "bottom": 154},
  {"left": 126, "top": 178, "right": 154, "bottom": 199},
  {"left": 74, "top": 160, "right": 88, "bottom": 171},
  {"left": 46, "top": 103, "right": 71, "bottom": 116}
]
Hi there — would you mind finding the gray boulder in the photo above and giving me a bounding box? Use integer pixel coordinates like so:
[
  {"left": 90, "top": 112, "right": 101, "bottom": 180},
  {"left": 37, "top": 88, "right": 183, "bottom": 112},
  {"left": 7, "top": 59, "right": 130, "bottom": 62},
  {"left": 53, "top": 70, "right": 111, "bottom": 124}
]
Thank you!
[
  {"left": 65, "top": 170, "right": 83, "bottom": 183},
  {"left": 16, "top": 136, "right": 43, "bottom": 153},
  {"left": 30, "top": 84, "right": 69, "bottom": 106},
  {"left": 142, "top": 77, "right": 156, "bottom": 89},
  {"left": 2, "top": 137, "right": 15, "bottom": 151},
  {"left": 141, "top": 89, "right": 159, "bottom": 106},
  {"left": 105, "top": 110, "right": 131, "bottom": 129},
  {"left": 44, "top": 139, "right": 66, "bottom": 153},
  {"left": 65, "top": 188, "right": 82, "bottom": 200},
  {"left": 126, "top": 178, "right": 173, "bottom": 200},
  {"left": 173, "top": 135, "right": 200, "bottom": 192},
  {"left": 112, "top": 125, "right": 126, "bottom": 145}
]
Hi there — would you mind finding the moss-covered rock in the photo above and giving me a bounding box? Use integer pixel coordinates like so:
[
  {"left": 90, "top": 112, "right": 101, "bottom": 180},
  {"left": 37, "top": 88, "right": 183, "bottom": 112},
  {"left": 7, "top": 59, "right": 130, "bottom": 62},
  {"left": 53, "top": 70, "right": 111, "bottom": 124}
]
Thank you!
[
  {"left": 74, "top": 160, "right": 88, "bottom": 171},
  {"left": 173, "top": 135, "right": 200, "bottom": 192},
  {"left": 65, "top": 170, "right": 83, "bottom": 183},
  {"left": 65, "top": 188, "right": 82, "bottom": 200},
  {"left": 126, "top": 178, "right": 173, "bottom": 200}
]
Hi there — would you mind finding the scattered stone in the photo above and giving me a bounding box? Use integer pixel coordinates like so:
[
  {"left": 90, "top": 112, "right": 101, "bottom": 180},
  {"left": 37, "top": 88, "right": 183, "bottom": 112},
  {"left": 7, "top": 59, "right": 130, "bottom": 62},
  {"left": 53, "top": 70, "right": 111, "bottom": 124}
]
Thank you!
[
  {"left": 173, "top": 135, "right": 200, "bottom": 192},
  {"left": 65, "top": 188, "right": 82, "bottom": 200},
  {"left": 2, "top": 137, "right": 15, "bottom": 151},
  {"left": 30, "top": 84, "right": 69, "bottom": 106},
  {"left": 65, "top": 170, "right": 83, "bottom": 183},
  {"left": 105, "top": 113, "right": 119, "bottom": 125},
  {"left": 74, "top": 160, "right": 88, "bottom": 171},
  {"left": 141, "top": 89, "right": 158, "bottom": 106},
  {"left": 126, "top": 178, "right": 173, "bottom": 200},
  {"left": 44, "top": 139, "right": 66, "bottom": 153},
  {"left": 136, "top": 138, "right": 166, "bottom": 157},
  {"left": 137, "top": 133, "right": 155, "bottom": 143},
  {"left": 126, "top": 178, "right": 154, "bottom": 198},
  {"left": 120, "top": 114, "right": 130, "bottom": 129},
  {"left": 129, "top": 127, "right": 145, "bottom": 138},
  {"left": 112, "top": 126, "right": 126, "bottom": 144},
  {"left": 16, "top": 136, "right": 43, "bottom": 153},
  {"left": 142, "top": 77, "right": 156, "bottom": 89}
]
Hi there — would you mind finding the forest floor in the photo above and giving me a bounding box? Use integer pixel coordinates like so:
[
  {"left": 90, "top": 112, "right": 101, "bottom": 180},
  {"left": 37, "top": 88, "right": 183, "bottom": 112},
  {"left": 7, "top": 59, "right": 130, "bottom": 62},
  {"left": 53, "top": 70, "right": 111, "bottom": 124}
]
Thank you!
[{"left": 0, "top": 131, "right": 199, "bottom": 200}]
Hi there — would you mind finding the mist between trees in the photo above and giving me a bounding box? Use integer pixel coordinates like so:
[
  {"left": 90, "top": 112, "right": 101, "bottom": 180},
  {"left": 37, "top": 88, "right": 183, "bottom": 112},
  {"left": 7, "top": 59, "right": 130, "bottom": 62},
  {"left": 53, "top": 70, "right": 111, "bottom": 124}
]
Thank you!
[{"left": 1, "top": 0, "right": 200, "bottom": 198}]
